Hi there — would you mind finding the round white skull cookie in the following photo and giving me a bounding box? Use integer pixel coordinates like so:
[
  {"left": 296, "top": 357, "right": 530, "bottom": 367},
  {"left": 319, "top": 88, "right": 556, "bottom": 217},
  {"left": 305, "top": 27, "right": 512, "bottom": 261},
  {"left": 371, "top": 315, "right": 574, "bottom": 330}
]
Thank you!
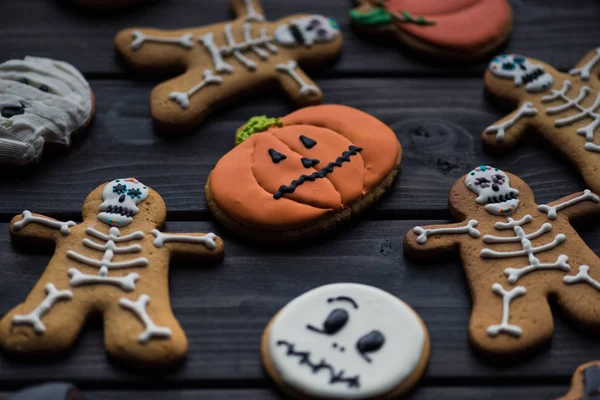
[
  {"left": 261, "top": 283, "right": 430, "bottom": 399},
  {"left": 0, "top": 56, "right": 94, "bottom": 166}
]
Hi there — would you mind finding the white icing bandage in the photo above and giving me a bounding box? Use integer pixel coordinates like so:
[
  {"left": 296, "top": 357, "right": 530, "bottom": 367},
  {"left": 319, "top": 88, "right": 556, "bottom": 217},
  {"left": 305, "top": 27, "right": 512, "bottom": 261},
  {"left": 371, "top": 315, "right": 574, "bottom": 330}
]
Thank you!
[
  {"left": 485, "top": 102, "right": 537, "bottom": 143},
  {"left": 504, "top": 254, "right": 570, "bottom": 284},
  {"left": 68, "top": 268, "right": 139, "bottom": 292},
  {"left": 168, "top": 69, "right": 223, "bottom": 109},
  {"left": 487, "top": 283, "right": 526, "bottom": 338},
  {"left": 13, "top": 210, "right": 76, "bottom": 236},
  {"left": 413, "top": 219, "right": 480, "bottom": 245},
  {"left": 67, "top": 250, "right": 148, "bottom": 269},
  {"left": 564, "top": 265, "right": 600, "bottom": 291},
  {"left": 569, "top": 48, "right": 600, "bottom": 81},
  {"left": 12, "top": 283, "right": 73, "bottom": 334},
  {"left": 243, "top": 0, "right": 264, "bottom": 22},
  {"left": 275, "top": 61, "right": 319, "bottom": 96},
  {"left": 119, "top": 295, "right": 172, "bottom": 344},
  {"left": 538, "top": 189, "right": 600, "bottom": 220},
  {"left": 151, "top": 229, "right": 217, "bottom": 250},
  {"left": 131, "top": 31, "right": 194, "bottom": 51},
  {"left": 541, "top": 81, "right": 600, "bottom": 152}
]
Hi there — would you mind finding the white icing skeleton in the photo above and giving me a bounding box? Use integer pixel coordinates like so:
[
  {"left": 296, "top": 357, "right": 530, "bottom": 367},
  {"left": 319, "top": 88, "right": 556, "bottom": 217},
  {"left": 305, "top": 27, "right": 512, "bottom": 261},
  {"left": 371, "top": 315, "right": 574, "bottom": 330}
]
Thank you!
[
  {"left": 0, "top": 178, "right": 223, "bottom": 365},
  {"left": 405, "top": 165, "right": 600, "bottom": 354}
]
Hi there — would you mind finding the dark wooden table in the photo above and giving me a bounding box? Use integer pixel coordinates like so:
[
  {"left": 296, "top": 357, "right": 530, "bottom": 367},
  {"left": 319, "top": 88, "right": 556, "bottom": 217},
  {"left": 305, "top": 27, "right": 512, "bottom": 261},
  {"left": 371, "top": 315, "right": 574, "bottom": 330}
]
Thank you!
[{"left": 2, "top": 0, "right": 600, "bottom": 398}]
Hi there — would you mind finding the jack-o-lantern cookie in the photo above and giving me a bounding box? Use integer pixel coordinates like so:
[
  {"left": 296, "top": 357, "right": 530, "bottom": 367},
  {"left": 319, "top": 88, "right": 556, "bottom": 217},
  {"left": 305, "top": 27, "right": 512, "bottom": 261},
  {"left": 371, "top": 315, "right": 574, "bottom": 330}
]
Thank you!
[
  {"left": 350, "top": 0, "right": 512, "bottom": 61},
  {"left": 205, "top": 105, "right": 402, "bottom": 242},
  {"left": 0, "top": 57, "right": 95, "bottom": 166},
  {"left": 559, "top": 361, "right": 600, "bottom": 400},
  {"left": 404, "top": 165, "right": 600, "bottom": 356},
  {"left": 114, "top": 0, "right": 342, "bottom": 133},
  {"left": 0, "top": 178, "right": 224, "bottom": 367},
  {"left": 261, "top": 283, "right": 430, "bottom": 399}
]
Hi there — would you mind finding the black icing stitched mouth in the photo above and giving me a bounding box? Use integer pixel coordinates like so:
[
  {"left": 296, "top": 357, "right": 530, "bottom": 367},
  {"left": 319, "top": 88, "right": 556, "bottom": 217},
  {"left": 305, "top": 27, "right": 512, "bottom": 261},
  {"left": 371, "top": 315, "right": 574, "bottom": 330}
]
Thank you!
[
  {"left": 276, "top": 340, "right": 360, "bottom": 388},
  {"left": 486, "top": 191, "right": 519, "bottom": 204},
  {"left": 105, "top": 205, "right": 134, "bottom": 217},
  {"left": 522, "top": 68, "right": 544, "bottom": 85},
  {"left": 273, "top": 145, "right": 363, "bottom": 200}
]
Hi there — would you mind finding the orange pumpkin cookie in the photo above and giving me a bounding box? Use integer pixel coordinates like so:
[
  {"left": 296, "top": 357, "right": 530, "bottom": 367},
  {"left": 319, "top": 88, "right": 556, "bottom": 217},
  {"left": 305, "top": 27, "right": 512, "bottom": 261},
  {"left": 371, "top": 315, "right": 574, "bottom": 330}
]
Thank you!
[
  {"left": 350, "top": 0, "right": 512, "bottom": 61},
  {"left": 559, "top": 361, "right": 600, "bottom": 399},
  {"left": 205, "top": 105, "right": 401, "bottom": 242}
]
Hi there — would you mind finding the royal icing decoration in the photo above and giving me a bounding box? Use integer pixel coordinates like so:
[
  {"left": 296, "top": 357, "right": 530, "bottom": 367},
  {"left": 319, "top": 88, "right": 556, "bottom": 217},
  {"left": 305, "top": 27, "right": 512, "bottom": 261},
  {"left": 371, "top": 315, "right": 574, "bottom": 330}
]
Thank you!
[
  {"left": 12, "top": 284, "right": 73, "bottom": 334},
  {"left": 151, "top": 230, "right": 217, "bottom": 250},
  {"left": 413, "top": 219, "right": 480, "bottom": 244},
  {"left": 563, "top": 265, "right": 600, "bottom": 292},
  {"left": 570, "top": 47, "right": 600, "bottom": 81},
  {"left": 119, "top": 295, "right": 172, "bottom": 344},
  {"left": 13, "top": 210, "right": 76, "bottom": 236},
  {"left": 0, "top": 57, "right": 93, "bottom": 166},
  {"left": 266, "top": 283, "right": 427, "bottom": 399},
  {"left": 486, "top": 283, "right": 526, "bottom": 338},
  {"left": 465, "top": 165, "right": 520, "bottom": 216},
  {"left": 485, "top": 102, "right": 537, "bottom": 143},
  {"left": 168, "top": 70, "right": 223, "bottom": 109},
  {"left": 538, "top": 189, "right": 600, "bottom": 220},
  {"left": 131, "top": 31, "right": 194, "bottom": 51}
]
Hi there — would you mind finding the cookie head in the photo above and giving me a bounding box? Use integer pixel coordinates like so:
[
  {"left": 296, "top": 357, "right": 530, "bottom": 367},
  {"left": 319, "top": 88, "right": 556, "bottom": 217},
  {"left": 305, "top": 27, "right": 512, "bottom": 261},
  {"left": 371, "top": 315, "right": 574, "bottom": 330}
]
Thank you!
[
  {"left": 489, "top": 54, "right": 553, "bottom": 93},
  {"left": 465, "top": 165, "right": 520, "bottom": 216},
  {"left": 97, "top": 178, "right": 150, "bottom": 227},
  {"left": 264, "top": 283, "right": 428, "bottom": 399},
  {"left": 274, "top": 15, "right": 340, "bottom": 47}
]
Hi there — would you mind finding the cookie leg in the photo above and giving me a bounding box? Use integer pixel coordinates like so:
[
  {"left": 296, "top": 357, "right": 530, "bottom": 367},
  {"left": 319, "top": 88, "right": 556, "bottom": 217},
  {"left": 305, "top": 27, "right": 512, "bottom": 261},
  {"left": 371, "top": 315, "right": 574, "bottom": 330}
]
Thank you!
[
  {"left": 103, "top": 294, "right": 188, "bottom": 366},
  {"left": 468, "top": 284, "right": 554, "bottom": 355},
  {"left": 557, "top": 266, "right": 600, "bottom": 328},
  {"left": 0, "top": 284, "right": 85, "bottom": 355}
]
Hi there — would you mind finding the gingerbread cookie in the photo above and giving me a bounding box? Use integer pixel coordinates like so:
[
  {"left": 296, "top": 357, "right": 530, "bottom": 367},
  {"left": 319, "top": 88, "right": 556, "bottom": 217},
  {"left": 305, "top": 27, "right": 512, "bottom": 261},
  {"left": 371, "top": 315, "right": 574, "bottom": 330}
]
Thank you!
[
  {"left": 0, "top": 57, "right": 95, "bottom": 166},
  {"left": 261, "top": 283, "right": 430, "bottom": 399},
  {"left": 0, "top": 178, "right": 224, "bottom": 367},
  {"left": 114, "top": 0, "right": 342, "bottom": 133},
  {"left": 559, "top": 361, "right": 600, "bottom": 400},
  {"left": 205, "top": 105, "right": 401, "bottom": 243},
  {"left": 350, "top": 0, "right": 512, "bottom": 61},
  {"left": 482, "top": 49, "right": 600, "bottom": 195},
  {"left": 403, "top": 165, "right": 600, "bottom": 356}
]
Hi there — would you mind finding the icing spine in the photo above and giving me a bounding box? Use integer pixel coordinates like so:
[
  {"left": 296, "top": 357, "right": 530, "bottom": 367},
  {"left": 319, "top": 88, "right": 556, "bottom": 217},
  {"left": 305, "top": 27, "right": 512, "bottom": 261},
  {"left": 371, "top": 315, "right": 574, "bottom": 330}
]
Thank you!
[{"left": 235, "top": 115, "right": 283, "bottom": 145}]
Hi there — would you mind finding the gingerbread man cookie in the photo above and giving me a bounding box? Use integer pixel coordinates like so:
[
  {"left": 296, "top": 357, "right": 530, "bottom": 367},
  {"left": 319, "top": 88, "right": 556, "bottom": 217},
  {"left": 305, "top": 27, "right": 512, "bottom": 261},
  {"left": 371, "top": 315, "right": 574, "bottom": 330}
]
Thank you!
[
  {"left": 0, "top": 178, "right": 224, "bottom": 367},
  {"left": 350, "top": 0, "right": 512, "bottom": 61},
  {"left": 404, "top": 165, "right": 600, "bottom": 356},
  {"left": 482, "top": 49, "right": 600, "bottom": 195},
  {"left": 114, "top": 0, "right": 342, "bottom": 133},
  {"left": 0, "top": 57, "right": 95, "bottom": 166},
  {"left": 559, "top": 361, "right": 600, "bottom": 400},
  {"left": 205, "top": 105, "right": 401, "bottom": 243}
]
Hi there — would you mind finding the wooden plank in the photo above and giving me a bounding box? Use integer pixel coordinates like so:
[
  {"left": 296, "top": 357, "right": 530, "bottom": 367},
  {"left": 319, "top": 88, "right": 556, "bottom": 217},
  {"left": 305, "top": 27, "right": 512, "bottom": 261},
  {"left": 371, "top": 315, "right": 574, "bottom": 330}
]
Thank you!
[
  {"left": 0, "top": 220, "right": 599, "bottom": 383},
  {"left": 0, "top": 78, "right": 586, "bottom": 218},
  {"left": 2, "top": 0, "right": 600, "bottom": 76},
  {"left": 0, "top": 386, "right": 568, "bottom": 399}
]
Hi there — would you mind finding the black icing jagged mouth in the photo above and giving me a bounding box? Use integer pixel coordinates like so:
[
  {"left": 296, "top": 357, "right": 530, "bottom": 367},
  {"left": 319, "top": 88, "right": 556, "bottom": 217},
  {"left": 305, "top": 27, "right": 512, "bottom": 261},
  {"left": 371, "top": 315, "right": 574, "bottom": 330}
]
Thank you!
[
  {"left": 276, "top": 340, "right": 360, "bottom": 388},
  {"left": 486, "top": 191, "right": 519, "bottom": 204},
  {"left": 273, "top": 145, "right": 363, "bottom": 200},
  {"left": 105, "top": 205, "right": 134, "bottom": 217},
  {"left": 522, "top": 68, "right": 544, "bottom": 85}
]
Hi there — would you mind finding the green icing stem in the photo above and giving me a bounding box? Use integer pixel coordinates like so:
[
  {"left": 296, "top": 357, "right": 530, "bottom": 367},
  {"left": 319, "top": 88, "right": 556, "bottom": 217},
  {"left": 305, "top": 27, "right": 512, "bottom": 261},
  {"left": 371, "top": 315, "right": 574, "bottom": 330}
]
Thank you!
[
  {"left": 235, "top": 116, "right": 283, "bottom": 145},
  {"left": 350, "top": 5, "right": 436, "bottom": 26}
]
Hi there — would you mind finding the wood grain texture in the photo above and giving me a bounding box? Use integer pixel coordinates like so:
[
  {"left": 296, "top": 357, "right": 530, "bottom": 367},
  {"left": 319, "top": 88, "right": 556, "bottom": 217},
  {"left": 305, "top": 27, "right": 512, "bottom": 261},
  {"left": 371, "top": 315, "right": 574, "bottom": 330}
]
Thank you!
[
  {"left": 1, "top": 221, "right": 600, "bottom": 384},
  {"left": 0, "top": 78, "right": 587, "bottom": 218}
]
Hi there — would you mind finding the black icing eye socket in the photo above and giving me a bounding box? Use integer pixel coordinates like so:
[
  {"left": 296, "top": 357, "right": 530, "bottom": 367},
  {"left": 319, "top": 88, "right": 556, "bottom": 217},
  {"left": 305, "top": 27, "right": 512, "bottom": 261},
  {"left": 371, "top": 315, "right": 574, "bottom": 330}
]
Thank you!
[
  {"left": 268, "top": 148, "right": 287, "bottom": 163},
  {"left": 513, "top": 56, "right": 526, "bottom": 64},
  {"left": 316, "top": 28, "right": 328, "bottom": 38},
  {"left": 1, "top": 104, "right": 25, "bottom": 119},
  {"left": 306, "top": 308, "right": 348, "bottom": 335},
  {"left": 18, "top": 77, "right": 29, "bottom": 85},
  {"left": 38, "top": 85, "right": 49, "bottom": 93},
  {"left": 356, "top": 330, "right": 385, "bottom": 363},
  {"left": 502, "top": 62, "right": 515, "bottom": 70},
  {"left": 299, "top": 135, "right": 317, "bottom": 149},
  {"left": 112, "top": 183, "right": 128, "bottom": 195}
]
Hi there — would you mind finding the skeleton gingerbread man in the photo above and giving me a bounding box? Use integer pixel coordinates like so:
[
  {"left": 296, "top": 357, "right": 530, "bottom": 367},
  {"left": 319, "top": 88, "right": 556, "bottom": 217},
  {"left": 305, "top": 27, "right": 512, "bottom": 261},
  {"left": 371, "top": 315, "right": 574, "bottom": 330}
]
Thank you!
[
  {"left": 114, "top": 0, "right": 342, "bottom": 133},
  {"left": 0, "top": 178, "right": 224, "bottom": 367},
  {"left": 404, "top": 165, "right": 600, "bottom": 355},
  {"left": 482, "top": 48, "right": 600, "bottom": 196}
]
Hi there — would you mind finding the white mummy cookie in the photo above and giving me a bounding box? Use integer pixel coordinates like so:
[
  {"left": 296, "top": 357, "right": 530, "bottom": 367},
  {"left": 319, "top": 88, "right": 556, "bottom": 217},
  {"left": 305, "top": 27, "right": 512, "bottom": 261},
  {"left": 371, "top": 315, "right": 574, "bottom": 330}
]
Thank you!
[
  {"left": 0, "top": 56, "right": 94, "bottom": 166},
  {"left": 261, "top": 283, "right": 430, "bottom": 399}
]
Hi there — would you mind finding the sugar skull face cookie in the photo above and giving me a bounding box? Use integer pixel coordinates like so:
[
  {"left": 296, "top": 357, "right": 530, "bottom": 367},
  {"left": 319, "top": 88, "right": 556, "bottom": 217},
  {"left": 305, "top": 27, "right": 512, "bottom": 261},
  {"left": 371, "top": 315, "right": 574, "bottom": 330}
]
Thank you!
[
  {"left": 465, "top": 165, "right": 520, "bottom": 216},
  {"left": 261, "top": 283, "right": 430, "bottom": 399}
]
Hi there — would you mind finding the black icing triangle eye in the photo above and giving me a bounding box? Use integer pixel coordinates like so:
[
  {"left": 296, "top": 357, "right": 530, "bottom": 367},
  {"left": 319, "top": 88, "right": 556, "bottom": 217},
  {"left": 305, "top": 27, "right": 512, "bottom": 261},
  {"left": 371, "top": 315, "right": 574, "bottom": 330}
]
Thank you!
[
  {"left": 1, "top": 104, "right": 25, "bottom": 119},
  {"left": 356, "top": 330, "right": 385, "bottom": 363},
  {"left": 306, "top": 308, "right": 348, "bottom": 335},
  {"left": 299, "top": 135, "right": 317, "bottom": 149},
  {"left": 268, "top": 148, "right": 287, "bottom": 163},
  {"left": 301, "top": 157, "right": 320, "bottom": 168}
]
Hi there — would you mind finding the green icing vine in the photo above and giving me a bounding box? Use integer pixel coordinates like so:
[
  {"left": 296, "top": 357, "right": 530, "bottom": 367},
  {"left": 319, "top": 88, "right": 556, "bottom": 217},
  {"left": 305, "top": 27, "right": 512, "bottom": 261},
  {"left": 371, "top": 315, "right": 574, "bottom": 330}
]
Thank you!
[
  {"left": 350, "top": 2, "right": 436, "bottom": 27},
  {"left": 235, "top": 115, "right": 283, "bottom": 145}
]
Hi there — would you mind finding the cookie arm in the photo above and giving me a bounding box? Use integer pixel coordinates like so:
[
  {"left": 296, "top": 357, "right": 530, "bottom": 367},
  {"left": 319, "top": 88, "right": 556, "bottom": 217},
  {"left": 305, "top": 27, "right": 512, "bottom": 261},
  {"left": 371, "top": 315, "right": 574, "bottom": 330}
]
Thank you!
[
  {"left": 151, "top": 230, "right": 225, "bottom": 261},
  {"left": 10, "top": 211, "right": 77, "bottom": 242},
  {"left": 403, "top": 220, "right": 480, "bottom": 261},
  {"left": 570, "top": 47, "right": 600, "bottom": 87},
  {"left": 481, "top": 102, "right": 538, "bottom": 150},
  {"left": 538, "top": 190, "right": 600, "bottom": 221},
  {"left": 275, "top": 61, "right": 323, "bottom": 107},
  {"left": 230, "top": 0, "right": 265, "bottom": 21}
]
